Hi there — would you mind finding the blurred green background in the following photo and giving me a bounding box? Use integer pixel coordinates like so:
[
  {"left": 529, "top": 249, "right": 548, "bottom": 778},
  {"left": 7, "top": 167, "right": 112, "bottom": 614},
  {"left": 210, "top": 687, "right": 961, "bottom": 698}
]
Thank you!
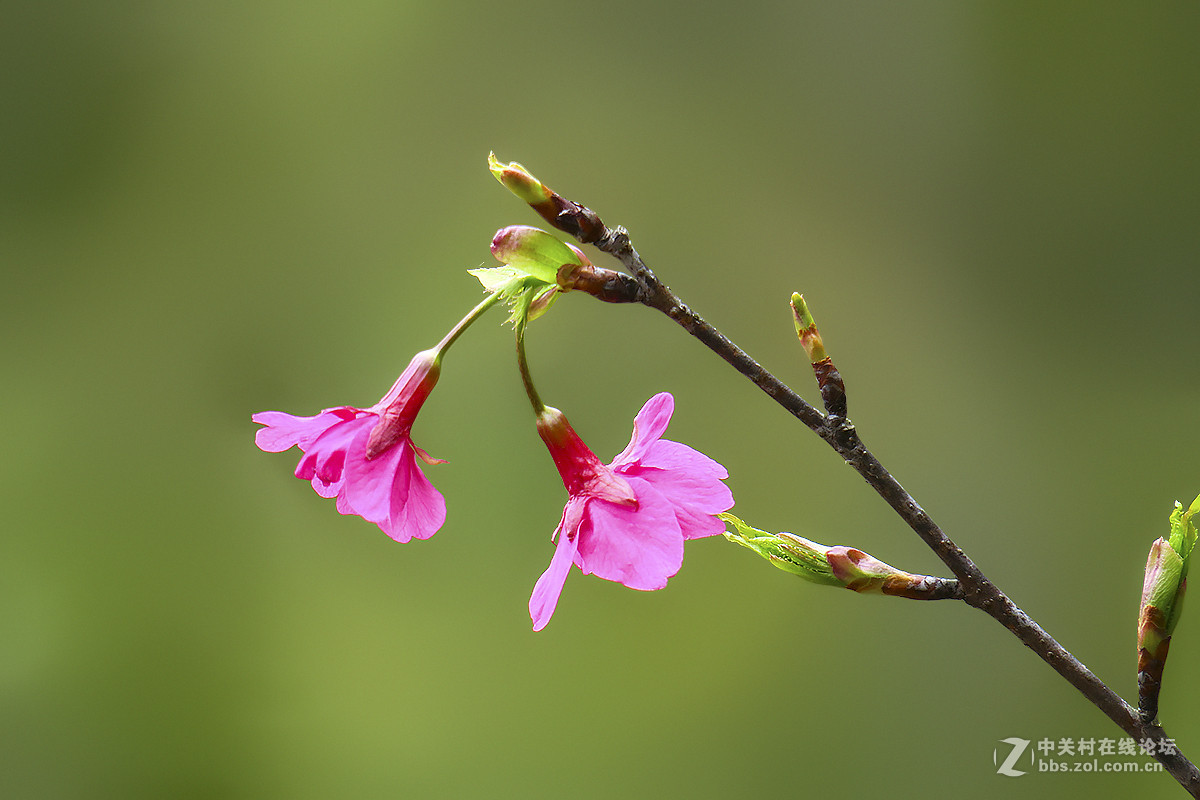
[{"left": 3, "top": 1, "right": 1199, "bottom": 797}]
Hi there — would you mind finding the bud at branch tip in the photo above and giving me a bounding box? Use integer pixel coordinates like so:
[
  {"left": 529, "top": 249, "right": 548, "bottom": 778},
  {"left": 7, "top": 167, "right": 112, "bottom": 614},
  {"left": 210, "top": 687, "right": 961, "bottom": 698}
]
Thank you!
[
  {"left": 486, "top": 151, "right": 607, "bottom": 244},
  {"left": 1136, "top": 492, "right": 1200, "bottom": 722},
  {"left": 488, "top": 152, "right": 552, "bottom": 206},
  {"left": 790, "top": 293, "right": 846, "bottom": 417},
  {"left": 790, "top": 293, "right": 828, "bottom": 364},
  {"left": 720, "top": 513, "right": 959, "bottom": 600}
]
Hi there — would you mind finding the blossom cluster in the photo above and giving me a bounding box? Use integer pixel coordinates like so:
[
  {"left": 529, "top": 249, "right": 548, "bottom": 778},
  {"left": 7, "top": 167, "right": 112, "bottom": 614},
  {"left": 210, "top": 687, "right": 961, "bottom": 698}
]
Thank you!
[{"left": 254, "top": 224, "right": 733, "bottom": 630}]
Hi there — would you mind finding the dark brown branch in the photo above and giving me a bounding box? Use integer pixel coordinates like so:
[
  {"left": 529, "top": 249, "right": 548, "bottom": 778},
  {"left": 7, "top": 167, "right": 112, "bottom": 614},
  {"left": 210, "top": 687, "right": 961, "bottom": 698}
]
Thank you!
[
  {"left": 543, "top": 204, "right": 1200, "bottom": 794},
  {"left": 594, "top": 226, "right": 829, "bottom": 433}
]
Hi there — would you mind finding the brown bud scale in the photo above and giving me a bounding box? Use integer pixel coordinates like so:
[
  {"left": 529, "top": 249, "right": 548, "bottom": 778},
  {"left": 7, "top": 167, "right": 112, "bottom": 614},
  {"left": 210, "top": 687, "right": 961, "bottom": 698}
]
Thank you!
[{"left": 556, "top": 264, "right": 641, "bottom": 304}]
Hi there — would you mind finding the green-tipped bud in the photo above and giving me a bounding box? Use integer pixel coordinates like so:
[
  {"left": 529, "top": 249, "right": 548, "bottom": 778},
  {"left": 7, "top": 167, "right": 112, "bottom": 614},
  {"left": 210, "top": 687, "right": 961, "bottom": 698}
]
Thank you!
[
  {"left": 469, "top": 226, "right": 568, "bottom": 327},
  {"left": 720, "top": 513, "right": 960, "bottom": 599},
  {"left": 720, "top": 513, "right": 841, "bottom": 585},
  {"left": 1140, "top": 495, "right": 1199, "bottom": 647},
  {"left": 490, "top": 225, "right": 581, "bottom": 286},
  {"left": 789, "top": 293, "right": 846, "bottom": 417},
  {"left": 489, "top": 152, "right": 553, "bottom": 206},
  {"left": 487, "top": 152, "right": 607, "bottom": 243},
  {"left": 472, "top": 225, "right": 636, "bottom": 320},
  {"left": 790, "top": 293, "right": 828, "bottom": 364},
  {"left": 1140, "top": 538, "right": 1186, "bottom": 651},
  {"left": 1137, "top": 494, "right": 1199, "bottom": 721}
]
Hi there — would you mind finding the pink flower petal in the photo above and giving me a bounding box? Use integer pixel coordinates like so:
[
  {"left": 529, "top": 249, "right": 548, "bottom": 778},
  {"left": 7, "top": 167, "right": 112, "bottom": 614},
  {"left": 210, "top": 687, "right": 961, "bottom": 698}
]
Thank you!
[
  {"left": 383, "top": 445, "right": 446, "bottom": 542},
  {"left": 574, "top": 477, "right": 684, "bottom": 591},
  {"left": 559, "top": 495, "right": 587, "bottom": 542},
  {"left": 295, "top": 414, "right": 373, "bottom": 484},
  {"left": 312, "top": 475, "right": 342, "bottom": 499},
  {"left": 621, "top": 462, "right": 734, "bottom": 515},
  {"left": 255, "top": 356, "right": 447, "bottom": 543},
  {"left": 610, "top": 392, "right": 674, "bottom": 467},
  {"left": 530, "top": 393, "right": 736, "bottom": 625},
  {"left": 670, "top": 502, "right": 729, "bottom": 540},
  {"left": 252, "top": 408, "right": 355, "bottom": 453},
  {"left": 337, "top": 426, "right": 446, "bottom": 542},
  {"left": 340, "top": 425, "right": 406, "bottom": 525},
  {"left": 630, "top": 439, "right": 728, "bottom": 481},
  {"left": 530, "top": 511, "right": 582, "bottom": 631}
]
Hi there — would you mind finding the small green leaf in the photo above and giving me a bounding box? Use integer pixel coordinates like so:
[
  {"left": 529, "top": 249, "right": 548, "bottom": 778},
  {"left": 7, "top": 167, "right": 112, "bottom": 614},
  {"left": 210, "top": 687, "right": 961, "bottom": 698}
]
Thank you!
[
  {"left": 1167, "top": 493, "right": 1198, "bottom": 579},
  {"left": 465, "top": 270, "right": 555, "bottom": 327},
  {"left": 468, "top": 266, "right": 525, "bottom": 293},
  {"left": 1174, "top": 494, "right": 1200, "bottom": 563}
]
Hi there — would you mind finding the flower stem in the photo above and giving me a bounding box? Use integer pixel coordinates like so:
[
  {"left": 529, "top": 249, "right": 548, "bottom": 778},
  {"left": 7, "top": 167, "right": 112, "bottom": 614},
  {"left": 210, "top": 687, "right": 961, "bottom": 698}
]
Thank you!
[
  {"left": 513, "top": 296, "right": 545, "bottom": 416},
  {"left": 435, "top": 291, "right": 505, "bottom": 354}
]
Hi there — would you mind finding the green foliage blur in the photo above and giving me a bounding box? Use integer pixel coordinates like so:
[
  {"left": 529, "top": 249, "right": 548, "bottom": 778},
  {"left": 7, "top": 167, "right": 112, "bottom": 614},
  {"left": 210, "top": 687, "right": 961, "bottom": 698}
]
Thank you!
[{"left": 3, "top": 2, "right": 1199, "bottom": 798}]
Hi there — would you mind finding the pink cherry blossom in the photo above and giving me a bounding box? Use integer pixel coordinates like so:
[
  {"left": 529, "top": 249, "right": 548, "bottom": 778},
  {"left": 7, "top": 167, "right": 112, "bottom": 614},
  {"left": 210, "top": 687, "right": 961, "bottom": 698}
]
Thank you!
[
  {"left": 253, "top": 349, "right": 446, "bottom": 543},
  {"left": 529, "top": 392, "right": 733, "bottom": 630}
]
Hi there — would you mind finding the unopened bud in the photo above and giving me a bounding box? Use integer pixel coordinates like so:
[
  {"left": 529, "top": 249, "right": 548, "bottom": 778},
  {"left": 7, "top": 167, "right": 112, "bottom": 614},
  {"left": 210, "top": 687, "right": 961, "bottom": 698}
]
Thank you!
[
  {"left": 791, "top": 293, "right": 828, "bottom": 364},
  {"left": 527, "top": 285, "right": 560, "bottom": 321},
  {"left": 1136, "top": 494, "right": 1199, "bottom": 721},
  {"left": 722, "top": 513, "right": 840, "bottom": 585},
  {"left": 824, "top": 546, "right": 958, "bottom": 599},
  {"left": 489, "top": 152, "right": 553, "bottom": 206},
  {"left": 487, "top": 152, "right": 607, "bottom": 243},
  {"left": 790, "top": 293, "right": 846, "bottom": 417},
  {"left": 720, "top": 513, "right": 959, "bottom": 599},
  {"left": 490, "top": 225, "right": 582, "bottom": 286}
]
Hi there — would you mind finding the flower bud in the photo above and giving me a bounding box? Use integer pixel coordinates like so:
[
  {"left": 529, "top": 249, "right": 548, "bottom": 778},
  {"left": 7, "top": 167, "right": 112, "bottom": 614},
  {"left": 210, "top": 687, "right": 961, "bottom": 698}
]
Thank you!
[
  {"left": 1136, "top": 494, "right": 1199, "bottom": 721},
  {"left": 720, "top": 513, "right": 959, "bottom": 599},
  {"left": 790, "top": 293, "right": 846, "bottom": 417},
  {"left": 824, "top": 546, "right": 956, "bottom": 599},
  {"left": 790, "top": 293, "right": 828, "bottom": 364},
  {"left": 527, "top": 285, "right": 560, "bottom": 321},
  {"left": 490, "top": 225, "right": 581, "bottom": 286},
  {"left": 721, "top": 513, "right": 837, "bottom": 584},
  {"left": 489, "top": 152, "right": 553, "bottom": 206},
  {"left": 487, "top": 152, "right": 607, "bottom": 243}
]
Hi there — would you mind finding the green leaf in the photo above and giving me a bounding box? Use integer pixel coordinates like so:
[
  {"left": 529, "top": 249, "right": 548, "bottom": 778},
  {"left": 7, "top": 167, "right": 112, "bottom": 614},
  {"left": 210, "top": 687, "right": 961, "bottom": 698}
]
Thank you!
[
  {"left": 467, "top": 266, "right": 525, "bottom": 293},
  {"left": 1167, "top": 494, "right": 1198, "bottom": 575},
  {"left": 466, "top": 271, "right": 556, "bottom": 327}
]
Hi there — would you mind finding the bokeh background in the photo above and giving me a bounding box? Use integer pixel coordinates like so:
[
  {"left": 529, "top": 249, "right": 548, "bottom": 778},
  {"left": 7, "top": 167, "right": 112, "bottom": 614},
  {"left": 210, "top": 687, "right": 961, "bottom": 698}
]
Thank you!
[{"left": 4, "top": 2, "right": 1199, "bottom": 798}]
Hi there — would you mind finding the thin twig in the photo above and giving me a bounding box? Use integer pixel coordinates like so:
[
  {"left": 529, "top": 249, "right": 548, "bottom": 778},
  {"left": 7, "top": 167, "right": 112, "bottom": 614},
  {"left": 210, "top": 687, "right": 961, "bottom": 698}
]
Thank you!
[{"left": 553, "top": 216, "right": 1199, "bottom": 793}]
